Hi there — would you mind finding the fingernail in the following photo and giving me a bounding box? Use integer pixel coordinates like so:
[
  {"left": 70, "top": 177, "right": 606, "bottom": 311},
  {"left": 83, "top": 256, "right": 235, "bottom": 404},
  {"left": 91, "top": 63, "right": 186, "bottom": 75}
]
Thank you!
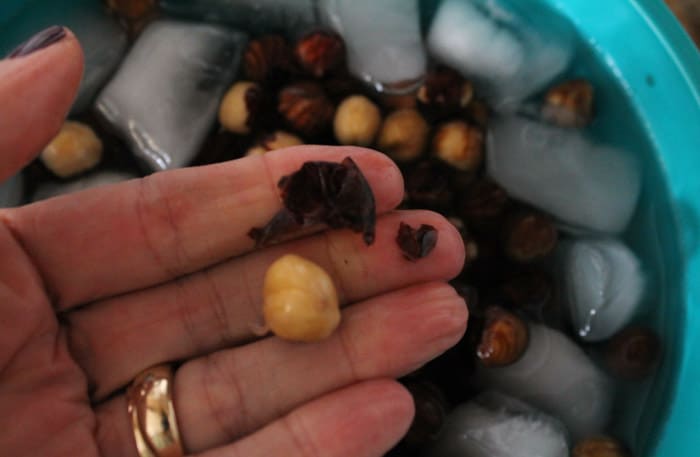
[{"left": 7, "top": 26, "right": 66, "bottom": 59}]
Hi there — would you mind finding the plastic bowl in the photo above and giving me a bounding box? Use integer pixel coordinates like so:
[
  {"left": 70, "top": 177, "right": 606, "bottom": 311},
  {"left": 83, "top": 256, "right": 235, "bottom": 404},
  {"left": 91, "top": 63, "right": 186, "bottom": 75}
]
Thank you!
[{"left": 1, "top": 0, "right": 699, "bottom": 454}]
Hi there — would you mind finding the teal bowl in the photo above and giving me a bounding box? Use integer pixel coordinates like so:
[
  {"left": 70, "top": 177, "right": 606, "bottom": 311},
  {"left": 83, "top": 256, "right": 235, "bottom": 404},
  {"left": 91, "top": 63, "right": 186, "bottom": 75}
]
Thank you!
[{"left": 1, "top": 0, "right": 699, "bottom": 454}]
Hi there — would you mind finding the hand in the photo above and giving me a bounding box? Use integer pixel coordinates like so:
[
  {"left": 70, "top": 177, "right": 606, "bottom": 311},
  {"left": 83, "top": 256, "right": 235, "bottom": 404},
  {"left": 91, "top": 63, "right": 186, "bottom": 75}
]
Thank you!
[{"left": 0, "top": 29, "right": 467, "bottom": 457}]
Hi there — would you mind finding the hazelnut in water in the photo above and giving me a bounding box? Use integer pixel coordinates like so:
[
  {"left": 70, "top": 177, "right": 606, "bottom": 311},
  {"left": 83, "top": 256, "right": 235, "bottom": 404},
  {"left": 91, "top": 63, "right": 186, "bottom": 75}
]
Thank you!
[
  {"left": 278, "top": 82, "right": 335, "bottom": 138},
  {"left": 377, "top": 109, "right": 430, "bottom": 162},
  {"left": 542, "top": 79, "right": 594, "bottom": 128},
  {"left": 263, "top": 254, "right": 341, "bottom": 342},
  {"left": 41, "top": 121, "right": 103, "bottom": 178},
  {"left": 219, "top": 81, "right": 265, "bottom": 135},
  {"left": 294, "top": 31, "right": 346, "bottom": 78},
  {"left": 333, "top": 95, "right": 382, "bottom": 146},
  {"left": 432, "top": 121, "right": 484, "bottom": 172},
  {"left": 476, "top": 306, "right": 529, "bottom": 367}
]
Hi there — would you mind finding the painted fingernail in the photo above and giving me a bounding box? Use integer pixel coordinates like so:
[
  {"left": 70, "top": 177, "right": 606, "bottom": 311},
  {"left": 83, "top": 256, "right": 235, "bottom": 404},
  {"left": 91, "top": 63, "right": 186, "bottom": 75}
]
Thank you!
[{"left": 7, "top": 25, "right": 66, "bottom": 59}]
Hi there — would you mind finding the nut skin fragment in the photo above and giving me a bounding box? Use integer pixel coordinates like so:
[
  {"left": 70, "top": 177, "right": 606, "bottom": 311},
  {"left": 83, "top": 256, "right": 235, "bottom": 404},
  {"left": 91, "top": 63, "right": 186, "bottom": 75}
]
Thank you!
[
  {"left": 476, "top": 306, "right": 529, "bottom": 367},
  {"left": 542, "top": 79, "right": 594, "bottom": 128},
  {"left": 605, "top": 327, "right": 661, "bottom": 380},
  {"left": 396, "top": 222, "right": 438, "bottom": 261},
  {"left": 502, "top": 210, "right": 558, "bottom": 263},
  {"left": 278, "top": 81, "right": 335, "bottom": 137},
  {"left": 432, "top": 121, "right": 484, "bottom": 172},
  {"left": 219, "top": 81, "right": 264, "bottom": 135},
  {"left": 294, "top": 30, "right": 346, "bottom": 78},
  {"left": 377, "top": 109, "right": 430, "bottom": 162},
  {"left": 263, "top": 254, "right": 340, "bottom": 342},
  {"left": 572, "top": 436, "right": 630, "bottom": 457},
  {"left": 41, "top": 121, "right": 103, "bottom": 178},
  {"left": 246, "top": 131, "right": 303, "bottom": 156},
  {"left": 333, "top": 95, "right": 382, "bottom": 146}
]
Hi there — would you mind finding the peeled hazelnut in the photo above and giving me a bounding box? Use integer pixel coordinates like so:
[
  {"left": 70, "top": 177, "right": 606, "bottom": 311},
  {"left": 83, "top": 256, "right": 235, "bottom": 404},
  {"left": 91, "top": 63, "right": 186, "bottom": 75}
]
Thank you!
[
  {"left": 278, "top": 82, "right": 335, "bottom": 137},
  {"left": 476, "top": 306, "right": 529, "bottom": 367},
  {"left": 41, "top": 121, "right": 103, "bottom": 178},
  {"left": 502, "top": 210, "right": 558, "bottom": 263},
  {"left": 106, "top": 0, "right": 155, "bottom": 20},
  {"left": 219, "top": 81, "right": 265, "bottom": 135},
  {"left": 432, "top": 121, "right": 484, "bottom": 172},
  {"left": 333, "top": 95, "right": 382, "bottom": 146},
  {"left": 459, "top": 179, "right": 510, "bottom": 231},
  {"left": 377, "top": 109, "right": 429, "bottom": 162},
  {"left": 573, "top": 436, "right": 630, "bottom": 457},
  {"left": 417, "top": 66, "right": 473, "bottom": 112},
  {"left": 246, "top": 131, "right": 303, "bottom": 156},
  {"left": 605, "top": 326, "right": 661, "bottom": 380},
  {"left": 243, "top": 35, "right": 294, "bottom": 84},
  {"left": 263, "top": 254, "right": 340, "bottom": 342},
  {"left": 542, "top": 79, "right": 594, "bottom": 128},
  {"left": 295, "top": 30, "right": 345, "bottom": 78}
]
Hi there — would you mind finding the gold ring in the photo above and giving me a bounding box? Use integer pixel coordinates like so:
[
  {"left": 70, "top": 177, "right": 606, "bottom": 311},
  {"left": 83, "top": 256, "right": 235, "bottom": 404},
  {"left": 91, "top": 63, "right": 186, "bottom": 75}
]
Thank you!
[{"left": 127, "top": 364, "right": 184, "bottom": 457}]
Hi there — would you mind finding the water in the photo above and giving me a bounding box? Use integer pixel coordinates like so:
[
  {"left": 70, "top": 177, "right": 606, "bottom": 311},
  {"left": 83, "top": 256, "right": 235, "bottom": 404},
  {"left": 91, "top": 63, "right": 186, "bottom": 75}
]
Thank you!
[{"left": 95, "top": 19, "right": 247, "bottom": 171}]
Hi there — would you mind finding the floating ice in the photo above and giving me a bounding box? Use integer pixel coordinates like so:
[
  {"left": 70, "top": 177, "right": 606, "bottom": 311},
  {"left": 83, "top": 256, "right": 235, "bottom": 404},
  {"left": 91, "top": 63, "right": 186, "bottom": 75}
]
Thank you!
[
  {"left": 320, "top": 0, "right": 427, "bottom": 92},
  {"left": 95, "top": 20, "right": 247, "bottom": 171},
  {"left": 0, "top": 174, "right": 24, "bottom": 208},
  {"left": 487, "top": 115, "right": 642, "bottom": 233},
  {"left": 427, "top": 391, "right": 569, "bottom": 457},
  {"left": 477, "top": 323, "right": 614, "bottom": 441},
  {"left": 427, "top": 0, "right": 574, "bottom": 109},
  {"left": 32, "top": 171, "right": 137, "bottom": 202},
  {"left": 558, "top": 238, "right": 645, "bottom": 342}
]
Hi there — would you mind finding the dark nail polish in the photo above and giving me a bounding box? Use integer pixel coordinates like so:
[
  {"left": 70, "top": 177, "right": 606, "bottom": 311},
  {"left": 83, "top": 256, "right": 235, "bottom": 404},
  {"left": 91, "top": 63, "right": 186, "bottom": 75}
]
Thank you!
[{"left": 7, "top": 26, "right": 66, "bottom": 59}]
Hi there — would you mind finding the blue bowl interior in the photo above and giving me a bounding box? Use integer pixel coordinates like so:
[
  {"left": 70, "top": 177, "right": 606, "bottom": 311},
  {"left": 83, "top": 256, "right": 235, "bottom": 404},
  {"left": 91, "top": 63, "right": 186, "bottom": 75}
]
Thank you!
[{"left": 1, "top": 0, "right": 699, "bottom": 455}]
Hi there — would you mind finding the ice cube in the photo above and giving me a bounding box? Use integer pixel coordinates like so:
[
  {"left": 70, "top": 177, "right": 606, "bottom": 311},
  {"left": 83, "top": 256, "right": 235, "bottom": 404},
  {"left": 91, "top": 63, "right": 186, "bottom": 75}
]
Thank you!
[
  {"left": 95, "top": 20, "right": 247, "bottom": 171},
  {"left": 427, "top": 0, "right": 574, "bottom": 110},
  {"left": 427, "top": 391, "right": 569, "bottom": 457},
  {"left": 487, "top": 115, "right": 642, "bottom": 233},
  {"left": 0, "top": 174, "right": 24, "bottom": 208},
  {"left": 0, "top": 0, "right": 128, "bottom": 114},
  {"left": 158, "top": 0, "right": 316, "bottom": 36},
  {"left": 558, "top": 238, "right": 645, "bottom": 342},
  {"left": 32, "top": 171, "right": 137, "bottom": 202},
  {"left": 477, "top": 324, "right": 614, "bottom": 441},
  {"left": 320, "top": 0, "right": 427, "bottom": 93}
]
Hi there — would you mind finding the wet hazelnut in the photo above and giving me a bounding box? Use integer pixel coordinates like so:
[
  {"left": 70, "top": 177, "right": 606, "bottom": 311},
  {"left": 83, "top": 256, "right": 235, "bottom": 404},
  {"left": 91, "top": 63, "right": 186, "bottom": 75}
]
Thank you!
[
  {"left": 404, "top": 161, "right": 454, "bottom": 211},
  {"left": 500, "top": 269, "right": 554, "bottom": 318},
  {"left": 106, "top": 0, "right": 155, "bottom": 20},
  {"left": 377, "top": 109, "right": 430, "bottom": 162},
  {"left": 263, "top": 254, "right": 341, "bottom": 342},
  {"left": 432, "top": 121, "right": 484, "bottom": 172},
  {"left": 403, "top": 380, "right": 449, "bottom": 446},
  {"left": 605, "top": 326, "right": 661, "bottom": 380},
  {"left": 417, "top": 66, "right": 473, "bottom": 112},
  {"left": 476, "top": 306, "right": 529, "bottom": 367},
  {"left": 573, "top": 436, "right": 630, "bottom": 457},
  {"left": 219, "top": 81, "right": 265, "bottom": 135},
  {"left": 246, "top": 131, "right": 303, "bottom": 156},
  {"left": 243, "top": 35, "right": 294, "bottom": 84},
  {"left": 41, "top": 121, "right": 103, "bottom": 178},
  {"left": 333, "top": 95, "right": 382, "bottom": 146},
  {"left": 294, "top": 30, "right": 345, "bottom": 78},
  {"left": 448, "top": 217, "right": 478, "bottom": 263},
  {"left": 503, "top": 210, "right": 558, "bottom": 263},
  {"left": 542, "top": 79, "right": 594, "bottom": 128},
  {"left": 278, "top": 82, "right": 335, "bottom": 137},
  {"left": 459, "top": 179, "right": 510, "bottom": 231}
]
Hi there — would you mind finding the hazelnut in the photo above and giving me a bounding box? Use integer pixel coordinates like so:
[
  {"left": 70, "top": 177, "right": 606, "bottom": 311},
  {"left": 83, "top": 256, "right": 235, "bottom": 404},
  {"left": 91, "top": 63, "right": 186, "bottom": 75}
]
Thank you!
[
  {"left": 447, "top": 217, "right": 478, "bottom": 263},
  {"left": 376, "top": 109, "right": 430, "bottom": 162},
  {"left": 466, "top": 98, "right": 491, "bottom": 128},
  {"left": 432, "top": 121, "right": 484, "bottom": 172},
  {"left": 246, "top": 131, "right": 303, "bottom": 156},
  {"left": 403, "top": 380, "right": 449, "bottom": 446},
  {"left": 243, "top": 35, "right": 294, "bottom": 84},
  {"left": 500, "top": 270, "right": 554, "bottom": 318},
  {"left": 573, "top": 436, "right": 630, "bottom": 457},
  {"left": 219, "top": 81, "right": 265, "bottom": 135},
  {"left": 417, "top": 66, "right": 473, "bottom": 112},
  {"left": 263, "top": 254, "right": 341, "bottom": 342},
  {"left": 542, "top": 79, "right": 594, "bottom": 128},
  {"left": 41, "top": 121, "right": 103, "bottom": 178},
  {"left": 294, "top": 30, "right": 346, "bottom": 78},
  {"left": 333, "top": 95, "right": 382, "bottom": 146},
  {"left": 459, "top": 179, "right": 510, "bottom": 231},
  {"left": 476, "top": 306, "right": 529, "bottom": 367},
  {"left": 605, "top": 326, "right": 661, "bottom": 380},
  {"left": 404, "top": 161, "right": 454, "bottom": 211},
  {"left": 502, "top": 210, "right": 558, "bottom": 263},
  {"left": 278, "top": 82, "right": 335, "bottom": 137},
  {"left": 106, "top": 0, "right": 155, "bottom": 20}
]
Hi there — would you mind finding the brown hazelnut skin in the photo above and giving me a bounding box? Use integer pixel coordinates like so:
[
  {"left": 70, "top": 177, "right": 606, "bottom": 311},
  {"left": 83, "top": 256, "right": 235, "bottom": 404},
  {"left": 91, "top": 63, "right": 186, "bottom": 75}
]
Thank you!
[
  {"left": 41, "top": 121, "right": 103, "bottom": 178},
  {"left": 432, "top": 121, "right": 484, "bottom": 172},
  {"left": 376, "top": 109, "right": 430, "bottom": 162},
  {"left": 333, "top": 95, "right": 382, "bottom": 146},
  {"left": 459, "top": 179, "right": 511, "bottom": 231},
  {"left": 542, "top": 79, "right": 594, "bottom": 128},
  {"left": 605, "top": 326, "right": 661, "bottom": 380},
  {"left": 476, "top": 306, "right": 529, "bottom": 367},
  {"left": 572, "top": 436, "right": 630, "bottom": 457},
  {"left": 502, "top": 210, "right": 558, "bottom": 263},
  {"left": 219, "top": 81, "right": 265, "bottom": 135},
  {"left": 243, "top": 35, "right": 294, "bottom": 84},
  {"left": 246, "top": 131, "right": 303, "bottom": 156},
  {"left": 295, "top": 30, "right": 346, "bottom": 78},
  {"left": 278, "top": 82, "right": 335, "bottom": 138}
]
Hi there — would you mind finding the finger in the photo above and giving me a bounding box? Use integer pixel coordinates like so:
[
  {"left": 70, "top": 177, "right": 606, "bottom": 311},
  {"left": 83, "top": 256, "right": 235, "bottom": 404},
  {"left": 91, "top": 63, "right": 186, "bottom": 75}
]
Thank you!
[
  {"left": 66, "top": 209, "right": 464, "bottom": 399},
  {"left": 2, "top": 147, "right": 403, "bottom": 308},
  {"left": 94, "top": 282, "right": 467, "bottom": 455},
  {"left": 0, "top": 27, "right": 83, "bottom": 181}
]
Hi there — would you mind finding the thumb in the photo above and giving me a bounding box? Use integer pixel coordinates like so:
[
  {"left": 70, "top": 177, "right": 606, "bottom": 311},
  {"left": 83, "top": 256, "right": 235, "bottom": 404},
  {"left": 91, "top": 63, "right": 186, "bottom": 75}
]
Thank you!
[{"left": 0, "top": 26, "right": 84, "bottom": 182}]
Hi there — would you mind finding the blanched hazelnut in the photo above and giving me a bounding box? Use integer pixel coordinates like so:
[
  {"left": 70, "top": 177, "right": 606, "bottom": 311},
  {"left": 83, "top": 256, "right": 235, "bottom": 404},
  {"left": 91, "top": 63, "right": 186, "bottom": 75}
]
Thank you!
[
  {"left": 432, "top": 121, "right": 484, "bottom": 172},
  {"left": 333, "top": 95, "right": 382, "bottom": 146},
  {"left": 377, "top": 109, "right": 429, "bottom": 162},
  {"left": 542, "top": 79, "right": 594, "bottom": 128},
  {"left": 41, "top": 121, "right": 103, "bottom": 178},
  {"left": 246, "top": 131, "right": 303, "bottom": 156},
  {"left": 573, "top": 436, "right": 630, "bottom": 457},
  {"left": 263, "top": 254, "right": 340, "bottom": 342},
  {"left": 219, "top": 81, "right": 264, "bottom": 135}
]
